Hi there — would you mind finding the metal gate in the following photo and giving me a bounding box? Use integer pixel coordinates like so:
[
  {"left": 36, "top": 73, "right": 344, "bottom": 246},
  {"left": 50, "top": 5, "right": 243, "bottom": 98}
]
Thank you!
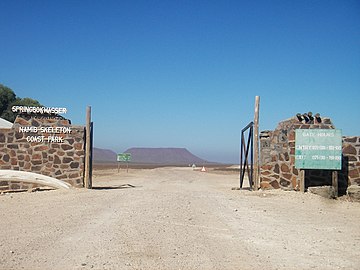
[{"left": 240, "top": 122, "right": 254, "bottom": 190}]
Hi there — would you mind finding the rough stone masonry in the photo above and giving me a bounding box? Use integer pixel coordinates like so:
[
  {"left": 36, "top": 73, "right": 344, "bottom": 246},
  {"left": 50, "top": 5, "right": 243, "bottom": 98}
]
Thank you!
[
  {"left": 259, "top": 115, "right": 360, "bottom": 200},
  {"left": 0, "top": 115, "right": 86, "bottom": 192}
]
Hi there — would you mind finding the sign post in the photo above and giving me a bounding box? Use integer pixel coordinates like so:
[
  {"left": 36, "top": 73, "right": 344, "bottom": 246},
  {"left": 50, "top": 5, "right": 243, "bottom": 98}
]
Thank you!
[
  {"left": 84, "top": 106, "right": 92, "bottom": 189},
  {"left": 117, "top": 153, "right": 132, "bottom": 173},
  {"left": 295, "top": 129, "right": 342, "bottom": 196}
]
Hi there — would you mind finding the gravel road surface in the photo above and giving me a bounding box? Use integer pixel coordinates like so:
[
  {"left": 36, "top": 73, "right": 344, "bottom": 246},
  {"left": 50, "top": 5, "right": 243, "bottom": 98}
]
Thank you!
[{"left": 1, "top": 167, "right": 359, "bottom": 269}]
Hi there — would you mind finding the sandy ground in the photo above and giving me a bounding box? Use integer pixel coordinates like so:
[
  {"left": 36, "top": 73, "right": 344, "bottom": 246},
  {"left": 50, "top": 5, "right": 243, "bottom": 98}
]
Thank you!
[{"left": 0, "top": 167, "right": 359, "bottom": 270}]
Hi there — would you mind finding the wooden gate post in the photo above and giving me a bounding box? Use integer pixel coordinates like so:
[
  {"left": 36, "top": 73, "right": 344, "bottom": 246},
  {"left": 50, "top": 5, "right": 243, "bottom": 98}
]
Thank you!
[
  {"left": 253, "top": 96, "right": 260, "bottom": 190},
  {"left": 84, "top": 106, "right": 92, "bottom": 189}
]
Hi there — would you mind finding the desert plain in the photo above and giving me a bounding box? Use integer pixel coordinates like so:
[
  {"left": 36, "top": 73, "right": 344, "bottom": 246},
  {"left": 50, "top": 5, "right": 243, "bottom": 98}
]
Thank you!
[{"left": 0, "top": 166, "right": 359, "bottom": 270}]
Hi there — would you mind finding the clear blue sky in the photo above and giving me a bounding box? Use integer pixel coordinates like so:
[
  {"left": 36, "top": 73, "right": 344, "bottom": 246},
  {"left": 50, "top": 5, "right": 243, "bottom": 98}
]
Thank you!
[{"left": 1, "top": 0, "right": 359, "bottom": 163}]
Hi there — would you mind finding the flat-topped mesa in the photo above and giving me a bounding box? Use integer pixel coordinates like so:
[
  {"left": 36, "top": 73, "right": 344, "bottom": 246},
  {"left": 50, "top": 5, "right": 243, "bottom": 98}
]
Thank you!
[{"left": 124, "top": 147, "right": 209, "bottom": 165}]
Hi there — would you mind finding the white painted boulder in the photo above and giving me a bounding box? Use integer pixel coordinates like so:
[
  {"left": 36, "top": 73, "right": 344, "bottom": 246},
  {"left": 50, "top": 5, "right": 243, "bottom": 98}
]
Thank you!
[
  {"left": 0, "top": 170, "right": 72, "bottom": 190},
  {"left": 0, "top": 117, "right": 13, "bottom": 128}
]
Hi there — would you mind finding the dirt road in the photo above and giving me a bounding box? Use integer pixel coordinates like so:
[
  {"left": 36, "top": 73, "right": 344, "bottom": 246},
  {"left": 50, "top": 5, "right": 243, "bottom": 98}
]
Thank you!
[{"left": 1, "top": 167, "right": 359, "bottom": 269}]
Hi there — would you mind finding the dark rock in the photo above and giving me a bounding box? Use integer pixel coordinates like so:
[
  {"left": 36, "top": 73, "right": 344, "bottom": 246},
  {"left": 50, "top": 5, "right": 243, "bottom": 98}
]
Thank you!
[
  {"left": 65, "top": 138, "right": 75, "bottom": 144},
  {"left": 31, "top": 160, "right": 42, "bottom": 165},
  {"left": 3, "top": 154, "right": 10, "bottom": 162},
  {"left": 54, "top": 156, "right": 61, "bottom": 164},
  {"left": 349, "top": 169, "right": 360, "bottom": 179},
  {"left": 31, "top": 166, "right": 42, "bottom": 171},
  {"left": 70, "top": 162, "right": 79, "bottom": 168},
  {"left": 63, "top": 157, "right": 73, "bottom": 163},
  {"left": 348, "top": 156, "right": 358, "bottom": 162},
  {"left": 280, "top": 178, "right": 291, "bottom": 187},
  {"left": 274, "top": 164, "right": 280, "bottom": 174},
  {"left": 344, "top": 137, "right": 357, "bottom": 143},
  {"left": 31, "top": 119, "right": 40, "bottom": 127},
  {"left": 61, "top": 144, "right": 73, "bottom": 151},
  {"left": 15, "top": 132, "right": 23, "bottom": 140},
  {"left": 270, "top": 180, "right": 280, "bottom": 189},
  {"left": 282, "top": 173, "right": 292, "bottom": 180},
  {"left": 7, "top": 144, "right": 18, "bottom": 149},
  {"left": 343, "top": 144, "right": 357, "bottom": 155}
]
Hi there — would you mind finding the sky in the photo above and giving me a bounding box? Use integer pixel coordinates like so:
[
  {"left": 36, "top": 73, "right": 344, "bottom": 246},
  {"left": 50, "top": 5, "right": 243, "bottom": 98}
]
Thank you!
[{"left": 1, "top": 0, "right": 359, "bottom": 163}]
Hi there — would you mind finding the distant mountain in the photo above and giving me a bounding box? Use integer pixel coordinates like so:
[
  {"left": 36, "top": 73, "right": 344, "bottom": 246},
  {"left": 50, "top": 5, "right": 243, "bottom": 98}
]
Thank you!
[
  {"left": 93, "top": 147, "right": 117, "bottom": 162},
  {"left": 124, "top": 147, "right": 210, "bottom": 165}
]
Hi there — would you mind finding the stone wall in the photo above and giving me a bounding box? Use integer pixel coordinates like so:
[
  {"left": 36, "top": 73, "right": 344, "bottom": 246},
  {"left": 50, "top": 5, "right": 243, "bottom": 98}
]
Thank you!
[
  {"left": 259, "top": 115, "right": 360, "bottom": 196},
  {"left": 343, "top": 136, "right": 360, "bottom": 186},
  {"left": 0, "top": 115, "right": 86, "bottom": 191}
]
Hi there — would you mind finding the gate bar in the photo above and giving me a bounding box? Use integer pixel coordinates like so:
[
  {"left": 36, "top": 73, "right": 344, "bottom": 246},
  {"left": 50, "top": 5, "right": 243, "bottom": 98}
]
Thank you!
[{"left": 240, "top": 121, "right": 254, "bottom": 190}]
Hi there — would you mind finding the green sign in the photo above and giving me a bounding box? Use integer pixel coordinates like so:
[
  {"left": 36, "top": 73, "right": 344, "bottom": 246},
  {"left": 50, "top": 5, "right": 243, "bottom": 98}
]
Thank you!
[
  {"left": 295, "top": 129, "right": 342, "bottom": 170},
  {"left": 117, "top": 153, "right": 132, "bottom": 162}
]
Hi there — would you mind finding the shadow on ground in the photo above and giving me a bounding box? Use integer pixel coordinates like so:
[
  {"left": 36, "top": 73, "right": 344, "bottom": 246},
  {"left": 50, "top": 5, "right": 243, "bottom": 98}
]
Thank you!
[{"left": 92, "top": 184, "right": 138, "bottom": 190}]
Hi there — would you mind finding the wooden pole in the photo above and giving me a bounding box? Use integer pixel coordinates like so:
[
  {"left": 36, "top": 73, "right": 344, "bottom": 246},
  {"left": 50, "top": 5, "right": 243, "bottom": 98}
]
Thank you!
[
  {"left": 332, "top": 171, "right": 338, "bottom": 198},
  {"left": 253, "top": 96, "right": 260, "bottom": 190},
  {"left": 300, "top": 169, "right": 305, "bottom": 192},
  {"left": 84, "top": 106, "right": 92, "bottom": 189},
  {"left": 89, "top": 121, "right": 93, "bottom": 188}
]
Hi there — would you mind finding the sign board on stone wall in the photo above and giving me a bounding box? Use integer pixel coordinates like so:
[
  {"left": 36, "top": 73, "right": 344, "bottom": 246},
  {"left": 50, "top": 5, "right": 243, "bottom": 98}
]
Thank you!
[
  {"left": 0, "top": 106, "right": 86, "bottom": 188},
  {"left": 12, "top": 106, "right": 70, "bottom": 143},
  {"left": 295, "top": 129, "right": 342, "bottom": 170}
]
